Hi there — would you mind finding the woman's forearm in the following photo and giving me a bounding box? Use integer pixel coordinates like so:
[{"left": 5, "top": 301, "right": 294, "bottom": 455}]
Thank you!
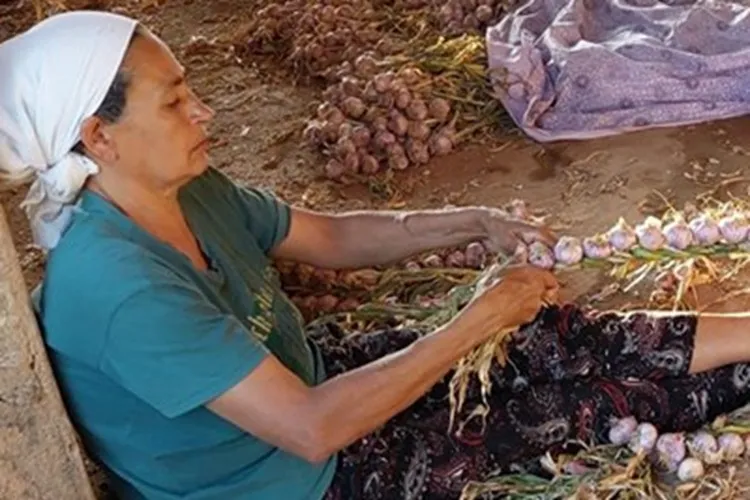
[
  {"left": 324, "top": 207, "right": 490, "bottom": 268},
  {"left": 307, "top": 311, "right": 494, "bottom": 460}
]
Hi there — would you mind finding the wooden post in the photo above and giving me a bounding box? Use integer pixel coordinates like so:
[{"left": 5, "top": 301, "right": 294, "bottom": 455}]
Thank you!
[{"left": 0, "top": 206, "right": 95, "bottom": 499}]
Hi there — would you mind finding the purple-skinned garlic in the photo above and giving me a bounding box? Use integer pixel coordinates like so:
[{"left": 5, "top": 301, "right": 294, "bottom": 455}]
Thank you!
[
  {"left": 582, "top": 234, "right": 613, "bottom": 259},
  {"left": 718, "top": 432, "right": 745, "bottom": 461},
  {"left": 608, "top": 416, "right": 638, "bottom": 446},
  {"left": 553, "top": 236, "right": 584, "bottom": 265},
  {"left": 718, "top": 213, "right": 750, "bottom": 244},
  {"left": 629, "top": 422, "right": 658, "bottom": 454},
  {"left": 606, "top": 217, "right": 637, "bottom": 251},
  {"left": 687, "top": 430, "right": 722, "bottom": 465},
  {"left": 635, "top": 216, "right": 666, "bottom": 251},
  {"left": 689, "top": 214, "right": 721, "bottom": 246},
  {"left": 513, "top": 243, "right": 529, "bottom": 264},
  {"left": 677, "top": 457, "right": 705, "bottom": 482},
  {"left": 507, "top": 199, "right": 530, "bottom": 220},
  {"left": 528, "top": 241, "right": 555, "bottom": 269},
  {"left": 654, "top": 433, "right": 686, "bottom": 472},
  {"left": 663, "top": 218, "right": 694, "bottom": 250},
  {"left": 464, "top": 242, "right": 486, "bottom": 269}
]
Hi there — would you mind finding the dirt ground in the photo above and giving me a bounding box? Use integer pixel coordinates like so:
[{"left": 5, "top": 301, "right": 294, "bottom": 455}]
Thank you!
[{"left": 5, "top": 0, "right": 750, "bottom": 497}]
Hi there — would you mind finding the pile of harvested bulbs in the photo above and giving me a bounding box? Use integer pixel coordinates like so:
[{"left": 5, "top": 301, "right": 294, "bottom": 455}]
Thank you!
[
  {"left": 237, "top": 0, "right": 391, "bottom": 78},
  {"left": 304, "top": 60, "right": 456, "bottom": 180},
  {"left": 275, "top": 238, "right": 489, "bottom": 319},
  {"left": 435, "top": 0, "right": 521, "bottom": 36},
  {"left": 607, "top": 416, "right": 748, "bottom": 482}
]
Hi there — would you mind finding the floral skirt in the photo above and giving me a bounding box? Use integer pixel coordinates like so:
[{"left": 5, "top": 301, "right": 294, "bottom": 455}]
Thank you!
[{"left": 311, "top": 304, "right": 750, "bottom": 500}]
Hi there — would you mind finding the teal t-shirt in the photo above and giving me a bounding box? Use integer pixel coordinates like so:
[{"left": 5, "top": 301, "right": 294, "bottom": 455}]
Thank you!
[{"left": 37, "top": 168, "right": 337, "bottom": 499}]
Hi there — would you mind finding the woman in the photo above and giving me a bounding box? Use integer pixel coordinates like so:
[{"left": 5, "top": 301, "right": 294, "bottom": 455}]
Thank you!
[{"left": 2, "top": 10, "right": 750, "bottom": 500}]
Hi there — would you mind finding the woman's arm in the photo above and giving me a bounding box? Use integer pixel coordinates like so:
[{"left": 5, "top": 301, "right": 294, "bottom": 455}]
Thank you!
[
  {"left": 207, "top": 267, "right": 558, "bottom": 463},
  {"left": 269, "top": 206, "right": 555, "bottom": 270}
]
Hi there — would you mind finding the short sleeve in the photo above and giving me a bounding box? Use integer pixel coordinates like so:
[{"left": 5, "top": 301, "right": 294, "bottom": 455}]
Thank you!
[
  {"left": 199, "top": 168, "right": 292, "bottom": 253},
  {"left": 233, "top": 183, "right": 292, "bottom": 253},
  {"left": 100, "top": 280, "right": 270, "bottom": 418}
]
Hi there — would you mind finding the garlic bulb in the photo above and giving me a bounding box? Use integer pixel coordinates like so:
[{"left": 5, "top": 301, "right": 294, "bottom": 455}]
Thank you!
[
  {"left": 629, "top": 422, "right": 658, "bottom": 454},
  {"left": 513, "top": 242, "right": 529, "bottom": 264},
  {"left": 422, "top": 254, "right": 444, "bottom": 268},
  {"left": 464, "top": 242, "right": 486, "bottom": 269},
  {"left": 718, "top": 213, "right": 750, "bottom": 244},
  {"left": 718, "top": 432, "right": 745, "bottom": 461},
  {"left": 508, "top": 199, "right": 530, "bottom": 220},
  {"left": 663, "top": 218, "right": 693, "bottom": 250},
  {"left": 608, "top": 416, "right": 638, "bottom": 446},
  {"left": 687, "top": 430, "right": 722, "bottom": 465},
  {"left": 677, "top": 457, "right": 705, "bottom": 482},
  {"left": 655, "top": 433, "right": 686, "bottom": 472},
  {"left": 689, "top": 214, "right": 721, "bottom": 246},
  {"left": 606, "top": 217, "right": 637, "bottom": 251},
  {"left": 553, "top": 236, "right": 584, "bottom": 265},
  {"left": 582, "top": 234, "right": 613, "bottom": 259},
  {"left": 635, "top": 216, "right": 666, "bottom": 251},
  {"left": 528, "top": 241, "right": 555, "bottom": 269}
]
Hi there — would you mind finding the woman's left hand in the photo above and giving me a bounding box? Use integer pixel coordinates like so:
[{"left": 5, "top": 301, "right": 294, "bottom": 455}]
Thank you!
[{"left": 479, "top": 207, "right": 558, "bottom": 254}]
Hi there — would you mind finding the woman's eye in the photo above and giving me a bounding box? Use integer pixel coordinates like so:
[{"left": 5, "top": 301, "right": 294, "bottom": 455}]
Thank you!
[{"left": 166, "top": 98, "right": 180, "bottom": 108}]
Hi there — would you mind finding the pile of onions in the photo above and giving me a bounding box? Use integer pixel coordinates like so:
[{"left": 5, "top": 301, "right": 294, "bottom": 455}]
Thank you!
[
  {"left": 436, "top": 0, "right": 520, "bottom": 36},
  {"left": 607, "top": 416, "right": 748, "bottom": 482},
  {"left": 304, "top": 61, "right": 455, "bottom": 180},
  {"left": 511, "top": 210, "right": 750, "bottom": 270}
]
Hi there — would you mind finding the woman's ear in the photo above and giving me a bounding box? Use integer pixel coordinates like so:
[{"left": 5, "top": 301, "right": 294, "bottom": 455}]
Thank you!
[{"left": 78, "top": 116, "right": 118, "bottom": 163}]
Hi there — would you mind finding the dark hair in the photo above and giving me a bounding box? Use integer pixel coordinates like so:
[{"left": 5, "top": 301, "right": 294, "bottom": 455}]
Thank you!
[{"left": 71, "top": 27, "right": 142, "bottom": 155}]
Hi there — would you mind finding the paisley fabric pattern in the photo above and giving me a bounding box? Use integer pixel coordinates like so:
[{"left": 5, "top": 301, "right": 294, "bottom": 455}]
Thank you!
[{"left": 315, "top": 304, "right": 750, "bottom": 500}]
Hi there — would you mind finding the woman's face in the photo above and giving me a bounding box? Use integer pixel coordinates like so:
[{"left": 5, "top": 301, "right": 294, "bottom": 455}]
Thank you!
[{"left": 85, "top": 29, "right": 215, "bottom": 192}]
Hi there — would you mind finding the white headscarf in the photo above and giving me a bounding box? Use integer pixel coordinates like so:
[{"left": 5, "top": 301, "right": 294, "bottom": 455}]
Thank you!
[{"left": 0, "top": 10, "right": 138, "bottom": 250}]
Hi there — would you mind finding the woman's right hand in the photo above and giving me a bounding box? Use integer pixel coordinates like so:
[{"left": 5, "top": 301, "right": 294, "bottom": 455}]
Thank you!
[{"left": 453, "top": 265, "right": 560, "bottom": 341}]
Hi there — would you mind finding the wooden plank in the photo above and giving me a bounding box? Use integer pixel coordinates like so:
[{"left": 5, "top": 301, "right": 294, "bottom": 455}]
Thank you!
[{"left": 0, "top": 206, "right": 95, "bottom": 500}]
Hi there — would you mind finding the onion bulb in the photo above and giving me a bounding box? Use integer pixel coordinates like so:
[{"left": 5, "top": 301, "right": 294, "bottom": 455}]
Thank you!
[
  {"left": 689, "top": 214, "right": 722, "bottom": 246},
  {"left": 606, "top": 217, "right": 637, "bottom": 251},
  {"left": 635, "top": 216, "right": 666, "bottom": 251},
  {"left": 528, "top": 241, "right": 555, "bottom": 269},
  {"left": 677, "top": 457, "right": 705, "bottom": 482},
  {"left": 553, "top": 236, "right": 584, "bottom": 265}
]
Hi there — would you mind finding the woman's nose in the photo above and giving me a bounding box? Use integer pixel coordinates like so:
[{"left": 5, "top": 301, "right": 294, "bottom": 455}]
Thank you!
[{"left": 189, "top": 95, "right": 215, "bottom": 124}]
